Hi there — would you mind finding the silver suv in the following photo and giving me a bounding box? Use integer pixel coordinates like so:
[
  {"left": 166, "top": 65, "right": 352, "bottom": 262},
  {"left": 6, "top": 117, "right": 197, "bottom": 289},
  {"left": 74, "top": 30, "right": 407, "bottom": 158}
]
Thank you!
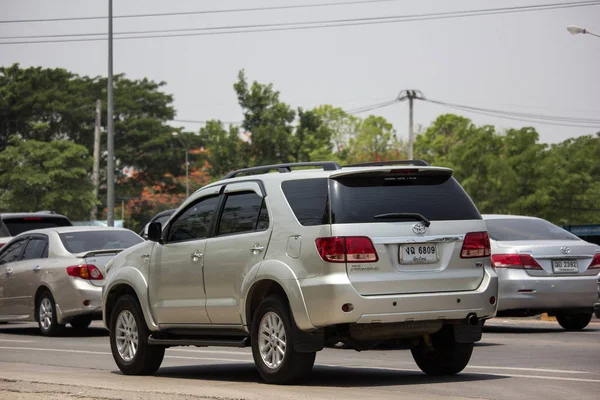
[{"left": 102, "top": 161, "right": 498, "bottom": 384}]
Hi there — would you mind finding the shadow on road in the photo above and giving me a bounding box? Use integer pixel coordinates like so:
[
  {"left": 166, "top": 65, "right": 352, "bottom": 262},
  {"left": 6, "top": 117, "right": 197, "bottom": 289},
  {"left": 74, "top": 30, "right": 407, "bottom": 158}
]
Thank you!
[
  {"left": 0, "top": 322, "right": 108, "bottom": 338},
  {"left": 138, "top": 363, "right": 506, "bottom": 387}
]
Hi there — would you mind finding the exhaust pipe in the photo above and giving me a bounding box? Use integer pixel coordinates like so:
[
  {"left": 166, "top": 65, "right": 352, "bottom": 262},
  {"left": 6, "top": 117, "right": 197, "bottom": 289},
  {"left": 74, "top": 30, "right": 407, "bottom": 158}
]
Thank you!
[{"left": 466, "top": 313, "right": 479, "bottom": 326}]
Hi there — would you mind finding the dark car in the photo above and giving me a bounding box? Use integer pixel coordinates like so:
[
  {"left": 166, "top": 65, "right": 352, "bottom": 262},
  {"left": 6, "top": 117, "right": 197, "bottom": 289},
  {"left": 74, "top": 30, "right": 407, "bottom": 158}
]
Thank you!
[
  {"left": 0, "top": 212, "right": 73, "bottom": 248},
  {"left": 139, "top": 209, "right": 175, "bottom": 239}
]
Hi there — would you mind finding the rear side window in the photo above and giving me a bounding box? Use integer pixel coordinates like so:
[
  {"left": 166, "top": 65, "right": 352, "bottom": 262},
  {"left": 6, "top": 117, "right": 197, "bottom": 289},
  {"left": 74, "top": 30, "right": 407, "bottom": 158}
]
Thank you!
[
  {"left": 3, "top": 217, "right": 71, "bottom": 236},
  {"left": 330, "top": 172, "right": 481, "bottom": 223},
  {"left": 485, "top": 218, "right": 580, "bottom": 241},
  {"left": 59, "top": 230, "right": 143, "bottom": 253},
  {"left": 281, "top": 179, "right": 329, "bottom": 226},
  {"left": 22, "top": 238, "right": 48, "bottom": 260},
  {"left": 217, "top": 192, "right": 268, "bottom": 236}
]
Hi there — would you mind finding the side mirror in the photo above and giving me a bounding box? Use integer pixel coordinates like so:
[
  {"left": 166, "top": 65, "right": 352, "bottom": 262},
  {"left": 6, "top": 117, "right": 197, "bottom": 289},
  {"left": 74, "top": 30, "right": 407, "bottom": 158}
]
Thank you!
[{"left": 147, "top": 222, "right": 162, "bottom": 242}]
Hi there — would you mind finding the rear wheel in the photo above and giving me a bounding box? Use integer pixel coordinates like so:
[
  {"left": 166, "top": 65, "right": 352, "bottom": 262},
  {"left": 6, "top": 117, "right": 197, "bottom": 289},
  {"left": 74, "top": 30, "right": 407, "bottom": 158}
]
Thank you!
[
  {"left": 37, "top": 291, "right": 64, "bottom": 336},
  {"left": 251, "top": 296, "right": 316, "bottom": 384},
  {"left": 411, "top": 325, "right": 473, "bottom": 376},
  {"left": 556, "top": 312, "right": 592, "bottom": 331},
  {"left": 70, "top": 317, "right": 92, "bottom": 331},
  {"left": 109, "top": 295, "right": 164, "bottom": 375}
]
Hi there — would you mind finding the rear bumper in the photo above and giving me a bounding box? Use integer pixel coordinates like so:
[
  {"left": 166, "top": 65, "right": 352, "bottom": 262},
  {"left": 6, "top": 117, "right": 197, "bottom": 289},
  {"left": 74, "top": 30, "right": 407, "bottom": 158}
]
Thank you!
[
  {"left": 297, "top": 266, "right": 498, "bottom": 330},
  {"left": 52, "top": 279, "right": 103, "bottom": 324},
  {"left": 496, "top": 269, "right": 599, "bottom": 312}
]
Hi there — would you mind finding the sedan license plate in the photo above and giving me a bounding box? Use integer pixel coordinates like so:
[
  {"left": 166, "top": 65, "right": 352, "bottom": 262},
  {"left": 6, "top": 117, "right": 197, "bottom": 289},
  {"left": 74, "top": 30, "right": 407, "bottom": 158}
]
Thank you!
[
  {"left": 400, "top": 244, "right": 438, "bottom": 264},
  {"left": 552, "top": 259, "right": 578, "bottom": 273}
]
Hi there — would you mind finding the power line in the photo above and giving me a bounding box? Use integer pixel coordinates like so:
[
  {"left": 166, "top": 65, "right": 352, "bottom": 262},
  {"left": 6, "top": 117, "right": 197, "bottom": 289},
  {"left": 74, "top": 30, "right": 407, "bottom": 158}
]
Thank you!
[
  {"left": 2, "top": 1, "right": 599, "bottom": 45},
  {"left": 0, "top": 0, "right": 400, "bottom": 24}
]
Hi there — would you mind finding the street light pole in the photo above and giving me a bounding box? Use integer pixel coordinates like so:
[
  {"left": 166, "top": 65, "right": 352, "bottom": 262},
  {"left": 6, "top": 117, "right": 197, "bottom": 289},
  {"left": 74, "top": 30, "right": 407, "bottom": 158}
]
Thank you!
[
  {"left": 106, "top": 0, "right": 115, "bottom": 226},
  {"left": 172, "top": 132, "right": 189, "bottom": 197},
  {"left": 566, "top": 25, "right": 600, "bottom": 38}
]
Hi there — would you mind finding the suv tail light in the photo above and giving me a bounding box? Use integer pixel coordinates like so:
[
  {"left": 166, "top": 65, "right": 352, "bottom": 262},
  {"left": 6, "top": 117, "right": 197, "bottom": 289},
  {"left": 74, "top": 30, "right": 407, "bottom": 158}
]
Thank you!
[
  {"left": 460, "top": 232, "right": 491, "bottom": 259},
  {"left": 315, "top": 237, "right": 378, "bottom": 263},
  {"left": 66, "top": 265, "right": 104, "bottom": 280},
  {"left": 491, "top": 254, "right": 543, "bottom": 270},
  {"left": 588, "top": 254, "right": 600, "bottom": 270}
]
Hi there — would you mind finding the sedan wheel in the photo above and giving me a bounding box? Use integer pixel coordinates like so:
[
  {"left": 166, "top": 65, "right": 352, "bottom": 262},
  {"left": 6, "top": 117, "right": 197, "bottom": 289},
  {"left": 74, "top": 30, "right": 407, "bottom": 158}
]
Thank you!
[{"left": 37, "top": 291, "right": 64, "bottom": 336}]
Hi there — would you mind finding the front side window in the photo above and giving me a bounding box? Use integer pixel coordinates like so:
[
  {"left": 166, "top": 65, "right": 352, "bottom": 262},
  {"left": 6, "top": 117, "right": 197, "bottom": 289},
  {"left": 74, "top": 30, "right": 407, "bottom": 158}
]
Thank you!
[
  {"left": 168, "top": 196, "right": 220, "bottom": 242},
  {"left": 0, "top": 240, "right": 27, "bottom": 265},
  {"left": 22, "top": 238, "right": 48, "bottom": 260},
  {"left": 217, "top": 192, "right": 268, "bottom": 236}
]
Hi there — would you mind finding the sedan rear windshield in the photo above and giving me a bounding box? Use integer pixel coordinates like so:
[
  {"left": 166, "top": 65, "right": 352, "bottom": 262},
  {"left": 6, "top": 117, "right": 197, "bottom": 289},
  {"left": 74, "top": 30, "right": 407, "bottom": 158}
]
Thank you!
[
  {"left": 3, "top": 217, "right": 72, "bottom": 236},
  {"left": 59, "top": 231, "right": 143, "bottom": 254},
  {"left": 485, "top": 218, "right": 580, "bottom": 241}
]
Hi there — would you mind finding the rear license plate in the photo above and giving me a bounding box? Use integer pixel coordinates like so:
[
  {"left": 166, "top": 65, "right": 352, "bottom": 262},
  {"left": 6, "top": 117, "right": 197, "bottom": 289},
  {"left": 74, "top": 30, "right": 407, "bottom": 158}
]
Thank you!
[
  {"left": 552, "top": 259, "right": 578, "bottom": 273},
  {"left": 399, "top": 244, "right": 439, "bottom": 264}
]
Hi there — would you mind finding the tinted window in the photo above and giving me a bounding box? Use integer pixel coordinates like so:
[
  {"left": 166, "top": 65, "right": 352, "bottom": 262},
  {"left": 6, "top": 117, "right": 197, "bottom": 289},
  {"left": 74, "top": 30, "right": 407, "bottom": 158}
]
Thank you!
[
  {"left": 153, "top": 214, "right": 172, "bottom": 226},
  {"left": 217, "top": 192, "right": 267, "bottom": 236},
  {"left": 3, "top": 217, "right": 71, "bottom": 236},
  {"left": 0, "top": 240, "right": 26, "bottom": 264},
  {"left": 485, "top": 218, "right": 580, "bottom": 241},
  {"left": 59, "top": 230, "right": 143, "bottom": 253},
  {"left": 330, "top": 173, "right": 481, "bottom": 224},
  {"left": 22, "top": 238, "right": 48, "bottom": 260},
  {"left": 168, "top": 196, "right": 219, "bottom": 242},
  {"left": 281, "top": 179, "right": 329, "bottom": 226}
]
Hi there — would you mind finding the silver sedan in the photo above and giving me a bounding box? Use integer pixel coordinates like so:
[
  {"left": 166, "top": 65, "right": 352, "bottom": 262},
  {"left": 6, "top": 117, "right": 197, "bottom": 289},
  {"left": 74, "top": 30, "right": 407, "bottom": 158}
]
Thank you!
[
  {"left": 483, "top": 214, "right": 600, "bottom": 330},
  {"left": 0, "top": 226, "right": 143, "bottom": 335}
]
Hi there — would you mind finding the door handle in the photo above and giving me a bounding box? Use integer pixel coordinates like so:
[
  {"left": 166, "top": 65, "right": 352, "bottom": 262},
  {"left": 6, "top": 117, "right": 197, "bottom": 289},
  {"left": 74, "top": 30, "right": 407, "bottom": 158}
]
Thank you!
[
  {"left": 5, "top": 268, "right": 13, "bottom": 276},
  {"left": 33, "top": 265, "right": 41, "bottom": 273},
  {"left": 250, "top": 244, "right": 265, "bottom": 254},
  {"left": 191, "top": 251, "right": 203, "bottom": 262}
]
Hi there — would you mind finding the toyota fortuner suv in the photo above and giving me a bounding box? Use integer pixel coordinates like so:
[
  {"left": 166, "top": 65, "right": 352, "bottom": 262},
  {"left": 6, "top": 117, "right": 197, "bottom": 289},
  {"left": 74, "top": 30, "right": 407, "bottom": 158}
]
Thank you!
[{"left": 102, "top": 160, "right": 498, "bottom": 384}]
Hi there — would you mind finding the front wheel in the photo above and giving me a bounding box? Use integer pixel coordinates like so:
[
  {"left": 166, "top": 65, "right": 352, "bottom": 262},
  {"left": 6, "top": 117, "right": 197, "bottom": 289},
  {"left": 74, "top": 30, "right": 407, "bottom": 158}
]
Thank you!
[
  {"left": 109, "top": 295, "right": 165, "bottom": 375},
  {"left": 556, "top": 312, "right": 592, "bottom": 331},
  {"left": 411, "top": 325, "right": 473, "bottom": 376},
  {"left": 251, "top": 296, "right": 316, "bottom": 384}
]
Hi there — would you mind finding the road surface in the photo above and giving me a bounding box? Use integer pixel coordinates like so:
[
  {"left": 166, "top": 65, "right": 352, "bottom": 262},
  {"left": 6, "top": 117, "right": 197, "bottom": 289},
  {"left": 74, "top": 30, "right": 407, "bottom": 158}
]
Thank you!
[{"left": 0, "top": 318, "right": 598, "bottom": 399}]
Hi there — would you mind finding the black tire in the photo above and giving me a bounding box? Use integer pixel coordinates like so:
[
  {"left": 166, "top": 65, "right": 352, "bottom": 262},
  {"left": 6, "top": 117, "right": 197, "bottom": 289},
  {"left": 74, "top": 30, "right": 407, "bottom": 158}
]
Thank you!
[
  {"left": 411, "top": 325, "right": 473, "bottom": 376},
  {"left": 37, "top": 291, "right": 65, "bottom": 336},
  {"left": 556, "top": 312, "right": 592, "bottom": 331},
  {"left": 70, "top": 317, "right": 92, "bottom": 330},
  {"left": 109, "top": 295, "right": 165, "bottom": 375},
  {"left": 251, "top": 296, "right": 316, "bottom": 384}
]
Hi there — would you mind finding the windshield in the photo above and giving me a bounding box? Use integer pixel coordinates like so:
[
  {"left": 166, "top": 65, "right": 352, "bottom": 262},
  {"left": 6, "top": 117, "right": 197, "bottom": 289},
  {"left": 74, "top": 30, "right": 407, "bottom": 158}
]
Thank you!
[
  {"left": 59, "top": 230, "right": 143, "bottom": 254},
  {"left": 485, "top": 218, "right": 580, "bottom": 241}
]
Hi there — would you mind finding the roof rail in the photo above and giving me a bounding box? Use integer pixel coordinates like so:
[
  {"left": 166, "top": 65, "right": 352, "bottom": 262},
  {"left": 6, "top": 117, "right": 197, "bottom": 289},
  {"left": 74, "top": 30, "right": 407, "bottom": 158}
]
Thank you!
[
  {"left": 222, "top": 161, "right": 341, "bottom": 179},
  {"left": 343, "top": 160, "right": 430, "bottom": 168}
]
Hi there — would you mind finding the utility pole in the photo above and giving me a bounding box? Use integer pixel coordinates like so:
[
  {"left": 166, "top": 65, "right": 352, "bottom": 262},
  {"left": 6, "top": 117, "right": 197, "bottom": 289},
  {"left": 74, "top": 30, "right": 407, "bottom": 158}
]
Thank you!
[
  {"left": 106, "top": 0, "right": 115, "bottom": 227},
  {"left": 91, "top": 99, "right": 101, "bottom": 221},
  {"left": 397, "top": 90, "right": 425, "bottom": 159}
]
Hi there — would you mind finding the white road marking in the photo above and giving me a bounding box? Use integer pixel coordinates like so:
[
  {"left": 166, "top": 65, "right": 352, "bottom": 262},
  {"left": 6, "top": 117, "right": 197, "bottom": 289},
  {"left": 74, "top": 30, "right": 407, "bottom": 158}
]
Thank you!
[
  {"left": 1, "top": 346, "right": 599, "bottom": 383},
  {"left": 0, "top": 339, "right": 35, "bottom": 343},
  {"left": 466, "top": 365, "right": 588, "bottom": 374}
]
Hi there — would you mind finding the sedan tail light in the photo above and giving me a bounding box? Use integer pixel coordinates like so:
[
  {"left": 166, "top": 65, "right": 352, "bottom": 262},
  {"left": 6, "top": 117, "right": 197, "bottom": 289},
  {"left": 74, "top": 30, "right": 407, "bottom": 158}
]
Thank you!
[
  {"left": 66, "top": 265, "right": 104, "bottom": 280},
  {"left": 460, "top": 232, "right": 491, "bottom": 259},
  {"left": 491, "top": 254, "right": 543, "bottom": 270},
  {"left": 588, "top": 254, "right": 600, "bottom": 270},
  {"left": 315, "top": 237, "right": 378, "bottom": 263}
]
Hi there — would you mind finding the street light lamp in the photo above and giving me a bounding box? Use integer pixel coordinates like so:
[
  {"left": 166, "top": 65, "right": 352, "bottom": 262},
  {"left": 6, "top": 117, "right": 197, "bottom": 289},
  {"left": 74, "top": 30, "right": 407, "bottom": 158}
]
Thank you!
[
  {"left": 566, "top": 25, "right": 600, "bottom": 38},
  {"left": 172, "top": 132, "right": 189, "bottom": 198}
]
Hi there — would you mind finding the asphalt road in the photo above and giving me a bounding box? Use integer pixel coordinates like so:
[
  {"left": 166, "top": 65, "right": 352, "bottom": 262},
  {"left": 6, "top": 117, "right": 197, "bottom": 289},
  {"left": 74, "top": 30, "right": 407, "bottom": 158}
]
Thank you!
[{"left": 0, "top": 319, "right": 598, "bottom": 400}]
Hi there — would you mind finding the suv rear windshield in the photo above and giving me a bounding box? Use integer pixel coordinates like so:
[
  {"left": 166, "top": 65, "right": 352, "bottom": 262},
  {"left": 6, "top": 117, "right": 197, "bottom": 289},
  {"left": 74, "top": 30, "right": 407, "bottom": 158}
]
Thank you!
[
  {"left": 281, "top": 172, "right": 481, "bottom": 226},
  {"left": 59, "top": 230, "right": 143, "bottom": 253},
  {"left": 485, "top": 218, "right": 580, "bottom": 241},
  {"left": 2, "top": 217, "right": 72, "bottom": 236}
]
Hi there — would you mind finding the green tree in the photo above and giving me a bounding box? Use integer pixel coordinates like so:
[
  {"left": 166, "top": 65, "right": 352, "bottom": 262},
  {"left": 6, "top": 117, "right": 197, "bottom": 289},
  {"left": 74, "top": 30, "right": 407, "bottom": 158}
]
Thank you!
[
  {"left": 0, "top": 138, "right": 96, "bottom": 219},
  {"left": 346, "top": 115, "right": 405, "bottom": 163},
  {"left": 198, "top": 120, "right": 250, "bottom": 179},
  {"left": 314, "top": 105, "right": 359, "bottom": 160},
  {"left": 293, "top": 108, "right": 334, "bottom": 162},
  {"left": 233, "top": 70, "right": 295, "bottom": 165}
]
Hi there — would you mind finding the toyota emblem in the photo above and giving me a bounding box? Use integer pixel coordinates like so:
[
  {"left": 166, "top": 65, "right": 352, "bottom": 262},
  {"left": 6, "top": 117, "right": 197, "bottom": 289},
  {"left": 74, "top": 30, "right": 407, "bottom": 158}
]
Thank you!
[
  {"left": 560, "top": 246, "right": 571, "bottom": 254},
  {"left": 412, "top": 223, "right": 427, "bottom": 235}
]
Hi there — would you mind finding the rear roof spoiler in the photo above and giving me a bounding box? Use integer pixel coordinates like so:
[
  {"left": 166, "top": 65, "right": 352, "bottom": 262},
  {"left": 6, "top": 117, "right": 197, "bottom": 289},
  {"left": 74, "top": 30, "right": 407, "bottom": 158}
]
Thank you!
[{"left": 75, "top": 248, "right": 124, "bottom": 258}]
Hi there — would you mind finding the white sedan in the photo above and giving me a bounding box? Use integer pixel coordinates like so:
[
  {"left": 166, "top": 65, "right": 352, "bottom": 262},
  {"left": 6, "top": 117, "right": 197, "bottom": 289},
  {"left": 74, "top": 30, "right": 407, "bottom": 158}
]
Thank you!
[{"left": 0, "top": 226, "right": 143, "bottom": 335}]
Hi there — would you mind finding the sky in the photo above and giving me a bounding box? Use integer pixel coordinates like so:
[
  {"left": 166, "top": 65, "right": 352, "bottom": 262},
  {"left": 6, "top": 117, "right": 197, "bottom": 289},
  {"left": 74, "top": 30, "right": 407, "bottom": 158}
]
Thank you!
[{"left": 1, "top": 0, "right": 599, "bottom": 145}]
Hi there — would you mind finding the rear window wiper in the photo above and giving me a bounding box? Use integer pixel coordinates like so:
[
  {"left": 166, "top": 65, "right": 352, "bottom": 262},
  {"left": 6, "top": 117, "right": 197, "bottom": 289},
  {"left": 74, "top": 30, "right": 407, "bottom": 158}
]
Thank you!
[{"left": 373, "top": 212, "right": 431, "bottom": 227}]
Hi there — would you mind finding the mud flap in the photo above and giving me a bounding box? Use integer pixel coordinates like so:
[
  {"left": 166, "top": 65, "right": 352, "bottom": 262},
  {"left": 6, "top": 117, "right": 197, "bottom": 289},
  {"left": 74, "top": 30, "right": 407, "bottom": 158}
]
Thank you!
[
  {"left": 293, "top": 325, "right": 324, "bottom": 352},
  {"left": 453, "top": 320, "right": 483, "bottom": 344}
]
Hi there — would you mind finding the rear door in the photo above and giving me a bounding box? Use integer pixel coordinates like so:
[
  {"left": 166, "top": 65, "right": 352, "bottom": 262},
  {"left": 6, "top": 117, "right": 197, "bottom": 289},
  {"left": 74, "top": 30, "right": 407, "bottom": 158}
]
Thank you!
[{"left": 329, "top": 167, "right": 487, "bottom": 295}]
